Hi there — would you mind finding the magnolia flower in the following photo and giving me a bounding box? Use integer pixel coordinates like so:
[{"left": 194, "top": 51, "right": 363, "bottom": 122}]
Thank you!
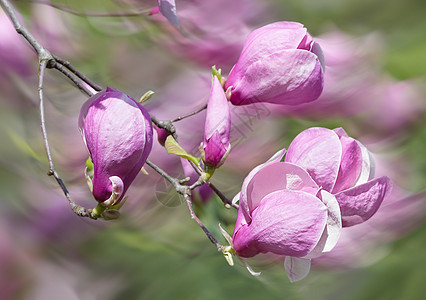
[
  {"left": 224, "top": 21, "right": 325, "bottom": 106},
  {"left": 79, "top": 87, "right": 153, "bottom": 206},
  {"left": 232, "top": 127, "right": 392, "bottom": 282},
  {"left": 284, "top": 127, "right": 393, "bottom": 227},
  {"left": 202, "top": 76, "right": 231, "bottom": 168}
]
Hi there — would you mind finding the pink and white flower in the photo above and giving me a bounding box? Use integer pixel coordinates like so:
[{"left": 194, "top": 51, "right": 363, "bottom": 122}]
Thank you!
[{"left": 232, "top": 127, "right": 392, "bottom": 281}]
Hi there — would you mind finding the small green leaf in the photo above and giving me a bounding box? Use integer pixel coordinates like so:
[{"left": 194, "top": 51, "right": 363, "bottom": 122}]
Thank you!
[
  {"left": 85, "top": 156, "right": 94, "bottom": 172},
  {"left": 164, "top": 135, "right": 200, "bottom": 165},
  {"left": 212, "top": 65, "right": 222, "bottom": 83},
  {"left": 139, "top": 90, "right": 155, "bottom": 103}
]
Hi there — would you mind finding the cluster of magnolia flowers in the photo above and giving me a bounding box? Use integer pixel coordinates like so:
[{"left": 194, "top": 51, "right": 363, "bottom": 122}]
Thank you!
[{"left": 79, "top": 21, "right": 392, "bottom": 281}]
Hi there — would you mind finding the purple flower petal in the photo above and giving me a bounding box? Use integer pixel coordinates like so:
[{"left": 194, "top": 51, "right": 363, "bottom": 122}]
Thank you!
[
  {"left": 80, "top": 87, "right": 153, "bottom": 203},
  {"left": 335, "top": 176, "right": 393, "bottom": 227},
  {"left": 304, "top": 190, "right": 341, "bottom": 258},
  {"left": 333, "top": 127, "right": 375, "bottom": 186},
  {"left": 233, "top": 190, "right": 327, "bottom": 258},
  {"left": 225, "top": 21, "right": 324, "bottom": 106},
  {"left": 204, "top": 77, "right": 230, "bottom": 142},
  {"left": 332, "top": 135, "right": 362, "bottom": 193},
  {"left": 227, "top": 49, "right": 323, "bottom": 106},
  {"left": 203, "top": 131, "right": 229, "bottom": 167},
  {"left": 354, "top": 141, "right": 376, "bottom": 186},
  {"left": 239, "top": 149, "right": 286, "bottom": 221},
  {"left": 245, "top": 162, "right": 318, "bottom": 215},
  {"left": 238, "top": 22, "right": 309, "bottom": 67},
  {"left": 203, "top": 76, "right": 231, "bottom": 167},
  {"left": 284, "top": 257, "right": 311, "bottom": 282},
  {"left": 285, "top": 127, "right": 342, "bottom": 191}
]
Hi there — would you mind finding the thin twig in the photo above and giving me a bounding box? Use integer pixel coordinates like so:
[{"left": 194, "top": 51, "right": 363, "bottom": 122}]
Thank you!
[
  {"left": 183, "top": 193, "right": 224, "bottom": 251},
  {"left": 53, "top": 55, "right": 103, "bottom": 92},
  {"left": 51, "top": 62, "right": 96, "bottom": 96},
  {"left": 145, "top": 159, "right": 179, "bottom": 187},
  {"left": 151, "top": 115, "right": 178, "bottom": 139},
  {"left": 171, "top": 104, "right": 207, "bottom": 122},
  {"left": 1, "top": 0, "right": 96, "bottom": 218},
  {"left": 188, "top": 161, "right": 237, "bottom": 209},
  {"left": 146, "top": 159, "right": 225, "bottom": 251},
  {"left": 1, "top": 0, "right": 53, "bottom": 62},
  {"left": 206, "top": 181, "right": 238, "bottom": 209},
  {"left": 38, "top": 60, "right": 91, "bottom": 217}
]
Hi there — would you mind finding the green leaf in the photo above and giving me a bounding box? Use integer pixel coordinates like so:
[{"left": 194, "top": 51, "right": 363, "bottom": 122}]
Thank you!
[
  {"left": 212, "top": 65, "right": 222, "bottom": 83},
  {"left": 85, "top": 156, "right": 94, "bottom": 172},
  {"left": 164, "top": 135, "right": 200, "bottom": 165}
]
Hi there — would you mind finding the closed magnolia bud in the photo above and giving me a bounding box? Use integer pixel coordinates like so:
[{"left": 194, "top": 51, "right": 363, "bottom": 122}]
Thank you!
[
  {"left": 202, "top": 76, "right": 231, "bottom": 168},
  {"left": 225, "top": 21, "right": 325, "bottom": 106},
  {"left": 79, "top": 87, "right": 153, "bottom": 206}
]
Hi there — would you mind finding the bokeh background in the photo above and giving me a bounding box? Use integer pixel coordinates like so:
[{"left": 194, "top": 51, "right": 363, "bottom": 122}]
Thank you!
[{"left": 1, "top": 0, "right": 425, "bottom": 299}]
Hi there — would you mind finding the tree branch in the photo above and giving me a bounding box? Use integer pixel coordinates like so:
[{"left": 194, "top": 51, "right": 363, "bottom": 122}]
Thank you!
[
  {"left": 1, "top": 0, "right": 53, "bottom": 63},
  {"left": 146, "top": 159, "right": 225, "bottom": 251},
  {"left": 38, "top": 60, "right": 92, "bottom": 217},
  {"left": 53, "top": 55, "right": 103, "bottom": 92},
  {"left": 171, "top": 104, "right": 207, "bottom": 122}
]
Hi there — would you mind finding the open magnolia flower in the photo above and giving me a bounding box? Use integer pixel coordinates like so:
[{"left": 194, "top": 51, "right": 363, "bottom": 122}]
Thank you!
[
  {"left": 232, "top": 127, "right": 392, "bottom": 282},
  {"left": 79, "top": 87, "right": 153, "bottom": 207},
  {"left": 225, "top": 21, "right": 325, "bottom": 106}
]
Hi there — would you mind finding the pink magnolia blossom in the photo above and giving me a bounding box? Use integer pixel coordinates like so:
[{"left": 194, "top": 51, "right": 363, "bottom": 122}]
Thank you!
[
  {"left": 202, "top": 76, "right": 231, "bottom": 168},
  {"left": 224, "top": 22, "right": 325, "bottom": 106},
  {"left": 79, "top": 87, "right": 153, "bottom": 206},
  {"left": 285, "top": 127, "right": 393, "bottom": 227},
  {"left": 232, "top": 127, "right": 392, "bottom": 282}
]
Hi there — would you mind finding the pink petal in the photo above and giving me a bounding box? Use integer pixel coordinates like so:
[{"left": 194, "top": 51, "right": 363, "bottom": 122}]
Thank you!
[
  {"left": 227, "top": 49, "right": 323, "bottom": 106},
  {"left": 245, "top": 162, "right": 318, "bottom": 215},
  {"left": 354, "top": 141, "right": 375, "bottom": 186},
  {"left": 285, "top": 127, "right": 342, "bottom": 191},
  {"left": 303, "top": 190, "right": 342, "bottom": 258},
  {"left": 332, "top": 136, "right": 362, "bottom": 193},
  {"left": 284, "top": 257, "right": 311, "bottom": 282},
  {"left": 239, "top": 22, "right": 308, "bottom": 67},
  {"left": 204, "top": 76, "right": 230, "bottom": 142},
  {"left": 332, "top": 127, "right": 348, "bottom": 137},
  {"left": 233, "top": 190, "right": 327, "bottom": 258},
  {"left": 203, "top": 130, "right": 229, "bottom": 167},
  {"left": 335, "top": 176, "right": 393, "bottom": 227},
  {"left": 239, "top": 149, "right": 286, "bottom": 222}
]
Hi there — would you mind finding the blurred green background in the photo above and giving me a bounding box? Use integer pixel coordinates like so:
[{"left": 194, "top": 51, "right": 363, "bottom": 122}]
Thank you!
[{"left": 0, "top": 0, "right": 425, "bottom": 299}]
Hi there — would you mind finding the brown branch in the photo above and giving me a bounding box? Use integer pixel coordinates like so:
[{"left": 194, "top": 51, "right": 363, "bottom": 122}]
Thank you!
[
  {"left": 146, "top": 159, "right": 225, "bottom": 251},
  {"left": 1, "top": 0, "right": 99, "bottom": 218},
  {"left": 171, "top": 104, "right": 207, "bottom": 122},
  {"left": 38, "top": 60, "right": 92, "bottom": 217},
  {"left": 53, "top": 55, "right": 103, "bottom": 92}
]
